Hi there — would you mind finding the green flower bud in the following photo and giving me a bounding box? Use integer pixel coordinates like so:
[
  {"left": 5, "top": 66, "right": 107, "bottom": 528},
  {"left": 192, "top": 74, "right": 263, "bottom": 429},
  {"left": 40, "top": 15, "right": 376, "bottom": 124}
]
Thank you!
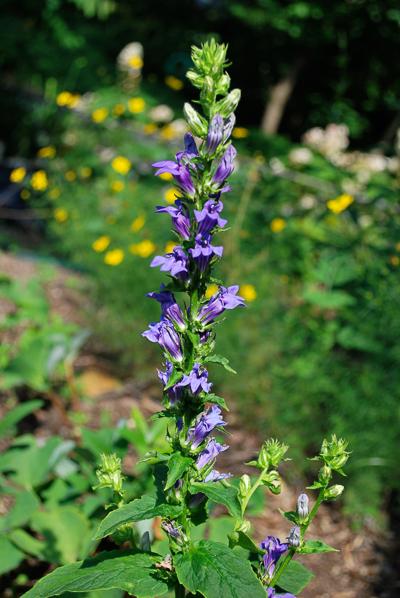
[
  {"left": 261, "top": 469, "right": 281, "bottom": 494},
  {"left": 95, "top": 453, "right": 125, "bottom": 495},
  {"left": 261, "top": 439, "right": 289, "bottom": 468},
  {"left": 318, "top": 465, "right": 332, "bottom": 485},
  {"left": 216, "top": 73, "right": 231, "bottom": 96},
  {"left": 236, "top": 519, "right": 251, "bottom": 534},
  {"left": 183, "top": 102, "right": 208, "bottom": 137},
  {"left": 320, "top": 435, "right": 349, "bottom": 471},
  {"left": 215, "top": 89, "right": 241, "bottom": 118},
  {"left": 324, "top": 484, "right": 344, "bottom": 500},
  {"left": 239, "top": 474, "right": 252, "bottom": 499}
]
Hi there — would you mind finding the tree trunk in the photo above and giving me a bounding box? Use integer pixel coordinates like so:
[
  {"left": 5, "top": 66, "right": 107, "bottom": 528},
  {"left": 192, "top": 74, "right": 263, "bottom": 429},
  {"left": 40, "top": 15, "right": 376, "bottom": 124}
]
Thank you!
[{"left": 261, "top": 59, "right": 304, "bottom": 135}]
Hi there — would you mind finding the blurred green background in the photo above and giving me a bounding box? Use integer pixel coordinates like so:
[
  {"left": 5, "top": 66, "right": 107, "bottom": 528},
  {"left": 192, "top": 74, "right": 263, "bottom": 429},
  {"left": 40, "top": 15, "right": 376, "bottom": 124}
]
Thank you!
[{"left": 1, "top": 0, "right": 400, "bottom": 527}]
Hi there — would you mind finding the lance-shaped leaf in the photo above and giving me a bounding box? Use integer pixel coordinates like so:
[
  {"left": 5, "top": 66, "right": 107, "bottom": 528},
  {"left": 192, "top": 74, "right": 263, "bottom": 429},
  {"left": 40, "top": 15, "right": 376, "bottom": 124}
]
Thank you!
[
  {"left": 190, "top": 482, "right": 241, "bottom": 519},
  {"left": 94, "top": 495, "right": 182, "bottom": 540},
  {"left": 174, "top": 540, "right": 265, "bottom": 598},
  {"left": 205, "top": 354, "right": 237, "bottom": 374},
  {"left": 165, "top": 452, "right": 193, "bottom": 490},
  {"left": 21, "top": 551, "right": 169, "bottom": 597},
  {"left": 277, "top": 560, "right": 315, "bottom": 595},
  {"left": 299, "top": 539, "right": 338, "bottom": 554}
]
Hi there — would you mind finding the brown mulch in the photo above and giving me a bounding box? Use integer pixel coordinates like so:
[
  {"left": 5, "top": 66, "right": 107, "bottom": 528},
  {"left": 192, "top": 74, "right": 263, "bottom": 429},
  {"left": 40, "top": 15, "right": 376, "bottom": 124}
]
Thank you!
[{"left": 0, "top": 251, "right": 394, "bottom": 597}]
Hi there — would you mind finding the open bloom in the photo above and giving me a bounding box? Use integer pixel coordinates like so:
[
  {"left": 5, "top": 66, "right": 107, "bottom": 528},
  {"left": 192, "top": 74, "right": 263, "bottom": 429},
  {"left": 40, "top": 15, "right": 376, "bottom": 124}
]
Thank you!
[
  {"left": 189, "top": 234, "right": 223, "bottom": 272},
  {"left": 148, "top": 289, "right": 186, "bottom": 330},
  {"left": 151, "top": 246, "right": 189, "bottom": 279},
  {"left": 196, "top": 438, "right": 228, "bottom": 470},
  {"left": 177, "top": 363, "right": 212, "bottom": 394},
  {"left": 142, "top": 319, "right": 183, "bottom": 361},
  {"left": 156, "top": 200, "right": 191, "bottom": 240},
  {"left": 197, "top": 285, "right": 245, "bottom": 325},
  {"left": 212, "top": 144, "right": 237, "bottom": 187},
  {"left": 187, "top": 405, "right": 227, "bottom": 449},
  {"left": 157, "top": 361, "right": 182, "bottom": 403},
  {"left": 260, "top": 536, "right": 288, "bottom": 580},
  {"left": 204, "top": 469, "right": 232, "bottom": 483},
  {"left": 194, "top": 199, "right": 227, "bottom": 235},
  {"left": 153, "top": 134, "right": 198, "bottom": 197}
]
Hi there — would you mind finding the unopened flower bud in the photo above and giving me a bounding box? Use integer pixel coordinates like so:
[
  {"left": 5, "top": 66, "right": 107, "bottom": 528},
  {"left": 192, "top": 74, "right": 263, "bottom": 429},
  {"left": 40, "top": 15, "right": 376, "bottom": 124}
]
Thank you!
[
  {"left": 297, "top": 493, "right": 309, "bottom": 521},
  {"left": 216, "top": 89, "right": 241, "bottom": 118},
  {"left": 183, "top": 103, "right": 207, "bottom": 137},
  {"left": 216, "top": 73, "right": 231, "bottom": 96},
  {"left": 287, "top": 525, "right": 301, "bottom": 548},
  {"left": 318, "top": 465, "right": 332, "bottom": 484},
  {"left": 261, "top": 469, "right": 281, "bottom": 494},
  {"left": 236, "top": 519, "right": 251, "bottom": 534},
  {"left": 95, "top": 453, "right": 125, "bottom": 494},
  {"left": 239, "top": 474, "right": 251, "bottom": 498},
  {"left": 324, "top": 484, "right": 344, "bottom": 500}
]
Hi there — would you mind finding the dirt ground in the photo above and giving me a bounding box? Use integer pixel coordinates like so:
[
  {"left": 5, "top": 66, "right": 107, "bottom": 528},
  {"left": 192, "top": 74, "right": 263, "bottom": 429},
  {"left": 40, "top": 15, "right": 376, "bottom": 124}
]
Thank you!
[{"left": 1, "top": 251, "right": 397, "bottom": 597}]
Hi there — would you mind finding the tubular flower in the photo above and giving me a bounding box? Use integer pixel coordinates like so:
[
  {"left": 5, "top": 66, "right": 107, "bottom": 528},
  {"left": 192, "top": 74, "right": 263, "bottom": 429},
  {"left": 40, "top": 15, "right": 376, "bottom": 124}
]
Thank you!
[
  {"left": 260, "top": 536, "right": 288, "bottom": 580},
  {"left": 196, "top": 438, "right": 228, "bottom": 470},
  {"left": 187, "top": 406, "right": 227, "bottom": 449},
  {"left": 142, "top": 320, "right": 183, "bottom": 362},
  {"left": 194, "top": 199, "right": 227, "bottom": 235},
  {"left": 197, "top": 285, "right": 245, "bottom": 326},
  {"left": 156, "top": 200, "right": 191, "bottom": 240},
  {"left": 176, "top": 363, "right": 212, "bottom": 394},
  {"left": 189, "top": 234, "right": 223, "bottom": 272},
  {"left": 147, "top": 289, "right": 186, "bottom": 330},
  {"left": 151, "top": 246, "right": 189, "bottom": 279},
  {"left": 212, "top": 144, "right": 237, "bottom": 187}
]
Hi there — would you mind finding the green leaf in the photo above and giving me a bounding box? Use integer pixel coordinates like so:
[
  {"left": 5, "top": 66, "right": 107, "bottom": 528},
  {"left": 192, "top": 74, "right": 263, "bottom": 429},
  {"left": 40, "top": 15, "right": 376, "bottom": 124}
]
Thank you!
[
  {"left": 279, "top": 509, "right": 298, "bottom": 525},
  {"left": 190, "top": 482, "right": 241, "bottom": 519},
  {"left": 174, "top": 540, "right": 265, "bottom": 598},
  {"left": 233, "top": 531, "right": 263, "bottom": 554},
  {"left": 164, "top": 367, "right": 183, "bottom": 390},
  {"left": 299, "top": 539, "right": 338, "bottom": 554},
  {"left": 0, "top": 490, "right": 39, "bottom": 531},
  {"left": 31, "top": 505, "right": 92, "bottom": 564},
  {"left": 205, "top": 393, "right": 229, "bottom": 410},
  {"left": 165, "top": 452, "right": 193, "bottom": 490},
  {"left": 94, "top": 495, "right": 182, "bottom": 540},
  {"left": 277, "top": 560, "right": 314, "bottom": 595},
  {"left": 303, "top": 288, "right": 355, "bottom": 309},
  {"left": 205, "top": 354, "right": 237, "bottom": 374},
  {"left": 21, "top": 551, "right": 169, "bottom": 597},
  {"left": 0, "top": 400, "right": 43, "bottom": 438},
  {"left": 0, "top": 536, "right": 24, "bottom": 575},
  {"left": 8, "top": 529, "right": 46, "bottom": 558}
]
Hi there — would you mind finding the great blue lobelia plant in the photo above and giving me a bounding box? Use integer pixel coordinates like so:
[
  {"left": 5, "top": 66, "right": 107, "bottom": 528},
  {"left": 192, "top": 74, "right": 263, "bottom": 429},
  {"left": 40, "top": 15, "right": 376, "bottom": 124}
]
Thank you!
[{"left": 23, "top": 39, "right": 350, "bottom": 598}]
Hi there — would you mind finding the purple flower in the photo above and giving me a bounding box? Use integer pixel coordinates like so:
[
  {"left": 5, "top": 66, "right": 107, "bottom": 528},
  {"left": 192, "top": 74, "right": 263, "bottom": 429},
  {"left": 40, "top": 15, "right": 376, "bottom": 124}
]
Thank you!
[
  {"left": 212, "top": 144, "right": 237, "bottom": 186},
  {"left": 197, "top": 285, "right": 245, "bottom": 325},
  {"left": 142, "top": 319, "right": 183, "bottom": 361},
  {"left": 156, "top": 200, "right": 191, "bottom": 240},
  {"left": 187, "top": 405, "right": 227, "bottom": 449},
  {"left": 153, "top": 134, "right": 198, "bottom": 197},
  {"left": 267, "top": 589, "right": 296, "bottom": 598},
  {"left": 157, "top": 360, "right": 182, "bottom": 403},
  {"left": 196, "top": 438, "right": 228, "bottom": 470},
  {"left": 287, "top": 526, "right": 301, "bottom": 548},
  {"left": 148, "top": 289, "right": 186, "bottom": 330},
  {"left": 177, "top": 363, "right": 212, "bottom": 394},
  {"left": 189, "top": 234, "right": 223, "bottom": 272},
  {"left": 260, "top": 536, "right": 288, "bottom": 580},
  {"left": 206, "top": 114, "right": 224, "bottom": 153},
  {"left": 194, "top": 199, "right": 227, "bottom": 235},
  {"left": 223, "top": 114, "right": 236, "bottom": 141},
  {"left": 204, "top": 469, "right": 232, "bottom": 483},
  {"left": 161, "top": 520, "right": 182, "bottom": 540},
  {"left": 151, "top": 246, "right": 189, "bottom": 280}
]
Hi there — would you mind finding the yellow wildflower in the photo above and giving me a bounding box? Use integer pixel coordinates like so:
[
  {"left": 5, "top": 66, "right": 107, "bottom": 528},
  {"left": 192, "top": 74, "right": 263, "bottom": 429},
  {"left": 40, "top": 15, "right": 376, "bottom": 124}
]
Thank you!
[
  {"left": 111, "top": 180, "right": 125, "bottom": 192},
  {"left": 160, "top": 124, "right": 176, "bottom": 140},
  {"left": 113, "top": 103, "right": 126, "bottom": 116},
  {"left": 49, "top": 187, "right": 61, "bottom": 200},
  {"left": 130, "top": 215, "right": 145, "bottom": 232},
  {"left": 158, "top": 171, "right": 173, "bottom": 181},
  {"left": 390, "top": 255, "right": 399, "bottom": 267},
  {"left": 91, "top": 107, "right": 109, "bottom": 123},
  {"left": 80, "top": 167, "right": 92, "bottom": 178},
  {"left": 164, "top": 187, "right": 180, "bottom": 204},
  {"left": 10, "top": 167, "right": 26, "bottom": 183},
  {"left": 54, "top": 207, "right": 68, "bottom": 223},
  {"left": 104, "top": 248, "right": 124, "bottom": 266},
  {"left": 143, "top": 123, "right": 158, "bottom": 135},
  {"left": 327, "top": 193, "right": 354, "bottom": 214},
  {"left": 128, "top": 56, "right": 143, "bottom": 69},
  {"left": 31, "top": 170, "right": 48, "bottom": 191},
  {"left": 65, "top": 170, "right": 76, "bottom": 182},
  {"left": 56, "top": 91, "right": 80, "bottom": 108},
  {"left": 164, "top": 241, "right": 177, "bottom": 254},
  {"left": 205, "top": 284, "right": 219, "bottom": 299},
  {"left": 165, "top": 76, "right": 184, "bottom": 91},
  {"left": 37, "top": 146, "right": 56, "bottom": 159},
  {"left": 92, "top": 235, "right": 111, "bottom": 252},
  {"left": 129, "top": 240, "right": 156, "bottom": 258},
  {"left": 21, "top": 189, "right": 30, "bottom": 200},
  {"left": 240, "top": 284, "right": 257, "bottom": 302},
  {"left": 270, "top": 218, "right": 286, "bottom": 233},
  {"left": 232, "top": 127, "right": 249, "bottom": 139},
  {"left": 111, "top": 156, "right": 131, "bottom": 175},
  {"left": 128, "top": 97, "right": 146, "bottom": 113}
]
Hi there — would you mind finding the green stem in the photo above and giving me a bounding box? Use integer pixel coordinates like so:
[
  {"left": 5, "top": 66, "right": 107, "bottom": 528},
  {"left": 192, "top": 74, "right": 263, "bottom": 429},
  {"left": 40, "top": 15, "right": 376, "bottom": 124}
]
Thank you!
[
  {"left": 175, "top": 581, "right": 186, "bottom": 598},
  {"left": 240, "top": 467, "right": 269, "bottom": 518},
  {"left": 270, "top": 486, "right": 326, "bottom": 588}
]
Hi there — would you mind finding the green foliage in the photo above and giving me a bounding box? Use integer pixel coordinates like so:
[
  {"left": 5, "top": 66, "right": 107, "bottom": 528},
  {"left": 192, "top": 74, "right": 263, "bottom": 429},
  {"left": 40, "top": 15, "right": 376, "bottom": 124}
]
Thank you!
[
  {"left": 277, "top": 560, "right": 315, "bottom": 595},
  {"left": 174, "top": 540, "right": 266, "bottom": 598}
]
